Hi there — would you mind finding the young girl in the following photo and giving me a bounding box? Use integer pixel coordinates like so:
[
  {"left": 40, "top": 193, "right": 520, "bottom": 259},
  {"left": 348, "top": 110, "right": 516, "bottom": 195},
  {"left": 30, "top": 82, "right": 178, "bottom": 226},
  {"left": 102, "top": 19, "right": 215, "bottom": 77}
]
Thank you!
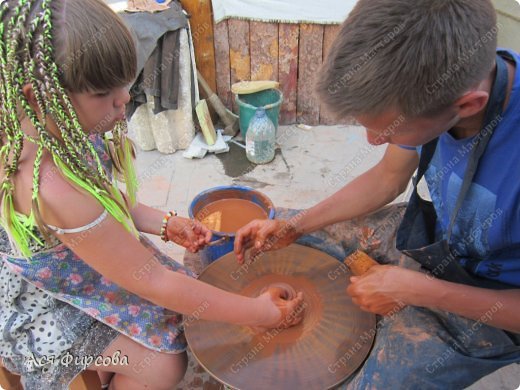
[{"left": 0, "top": 1, "right": 304, "bottom": 389}]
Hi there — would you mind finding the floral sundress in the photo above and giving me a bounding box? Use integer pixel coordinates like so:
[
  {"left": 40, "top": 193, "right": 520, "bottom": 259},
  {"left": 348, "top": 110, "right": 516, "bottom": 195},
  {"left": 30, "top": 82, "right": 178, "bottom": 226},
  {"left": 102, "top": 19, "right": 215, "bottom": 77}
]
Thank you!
[{"left": 0, "top": 134, "right": 192, "bottom": 388}]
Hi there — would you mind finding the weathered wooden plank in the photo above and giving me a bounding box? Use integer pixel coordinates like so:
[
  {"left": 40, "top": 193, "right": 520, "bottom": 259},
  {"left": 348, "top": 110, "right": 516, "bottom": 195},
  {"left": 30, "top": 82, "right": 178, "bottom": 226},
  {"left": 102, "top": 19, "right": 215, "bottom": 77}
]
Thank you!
[
  {"left": 323, "top": 24, "right": 341, "bottom": 59},
  {"left": 228, "top": 19, "right": 250, "bottom": 114},
  {"left": 278, "top": 24, "right": 299, "bottom": 125},
  {"left": 297, "top": 23, "right": 324, "bottom": 125},
  {"left": 180, "top": 0, "right": 216, "bottom": 92},
  {"left": 250, "top": 21, "right": 279, "bottom": 81},
  {"left": 228, "top": 19, "right": 251, "bottom": 84},
  {"left": 320, "top": 24, "right": 341, "bottom": 125},
  {"left": 214, "top": 20, "right": 232, "bottom": 109}
]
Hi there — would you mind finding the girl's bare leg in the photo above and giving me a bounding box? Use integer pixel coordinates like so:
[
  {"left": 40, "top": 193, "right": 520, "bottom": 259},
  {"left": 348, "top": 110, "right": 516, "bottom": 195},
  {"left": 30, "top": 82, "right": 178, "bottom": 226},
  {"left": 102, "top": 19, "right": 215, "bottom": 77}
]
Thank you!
[{"left": 87, "top": 334, "right": 187, "bottom": 390}]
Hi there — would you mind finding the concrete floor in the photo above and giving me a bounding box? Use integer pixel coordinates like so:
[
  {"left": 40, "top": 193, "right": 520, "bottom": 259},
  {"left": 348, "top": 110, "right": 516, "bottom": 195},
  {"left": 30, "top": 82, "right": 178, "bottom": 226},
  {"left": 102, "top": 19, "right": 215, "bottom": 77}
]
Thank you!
[{"left": 131, "top": 124, "right": 519, "bottom": 390}]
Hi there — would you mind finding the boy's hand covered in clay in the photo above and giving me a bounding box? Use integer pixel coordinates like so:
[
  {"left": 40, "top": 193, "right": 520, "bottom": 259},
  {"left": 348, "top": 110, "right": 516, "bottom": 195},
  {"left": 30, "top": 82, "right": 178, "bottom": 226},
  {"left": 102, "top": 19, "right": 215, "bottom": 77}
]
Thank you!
[{"left": 234, "top": 219, "right": 301, "bottom": 264}]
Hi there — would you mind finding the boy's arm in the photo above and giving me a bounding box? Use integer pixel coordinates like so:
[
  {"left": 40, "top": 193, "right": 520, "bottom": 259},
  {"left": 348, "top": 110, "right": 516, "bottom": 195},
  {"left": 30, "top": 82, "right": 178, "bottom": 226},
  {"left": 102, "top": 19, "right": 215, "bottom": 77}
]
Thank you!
[
  {"left": 295, "top": 144, "right": 419, "bottom": 234},
  {"left": 348, "top": 265, "right": 520, "bottom": 333},
  {"left": 234, "top": 145, "right": 419, "bottom": 262},
  {"left": 416, "top": 274, "right": 520, "bottom": 333}
]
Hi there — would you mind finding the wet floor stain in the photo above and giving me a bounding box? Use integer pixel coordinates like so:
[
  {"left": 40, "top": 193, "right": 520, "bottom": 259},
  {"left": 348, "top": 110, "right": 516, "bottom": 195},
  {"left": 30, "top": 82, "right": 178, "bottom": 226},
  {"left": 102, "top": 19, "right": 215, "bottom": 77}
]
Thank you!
[
  {"left": 277, "top": 148, "right": 290, "bottom": 172},
  {"left": 232, "top": 177, "right": 271, "bottom": 188},
  {"left": 217, "top": 143, "right": 286, "bottom": 178},
  {"left": 216, "top": 143, "right": 256, "bottom": 178}
]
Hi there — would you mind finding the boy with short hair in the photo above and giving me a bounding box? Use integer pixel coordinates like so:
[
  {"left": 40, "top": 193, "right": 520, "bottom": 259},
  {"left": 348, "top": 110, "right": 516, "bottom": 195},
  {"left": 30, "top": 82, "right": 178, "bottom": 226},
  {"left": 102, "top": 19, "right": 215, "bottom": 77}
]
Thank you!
[{"left": 235, "top": 0, "right": 520, "bottom": 387}]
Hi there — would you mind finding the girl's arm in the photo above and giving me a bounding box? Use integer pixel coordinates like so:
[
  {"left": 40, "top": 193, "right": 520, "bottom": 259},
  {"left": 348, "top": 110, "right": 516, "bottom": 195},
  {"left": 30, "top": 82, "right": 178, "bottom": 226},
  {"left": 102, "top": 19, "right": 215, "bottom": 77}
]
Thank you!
[
  {"left": 38, "top": 178, "right": 302, "bottom": 328},
  {"left": 128, "top": 201, "right": 211, "bottom": 252},
  {"left": 127, "top": 201, "right": 165, "bottom": 235}
]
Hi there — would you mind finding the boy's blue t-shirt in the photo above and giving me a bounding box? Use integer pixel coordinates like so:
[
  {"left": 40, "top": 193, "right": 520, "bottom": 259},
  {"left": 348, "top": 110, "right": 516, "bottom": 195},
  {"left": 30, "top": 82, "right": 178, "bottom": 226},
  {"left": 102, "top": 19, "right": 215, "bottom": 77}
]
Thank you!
[{"left": 417, "top": 49, "right": 520, "bottom": 286}]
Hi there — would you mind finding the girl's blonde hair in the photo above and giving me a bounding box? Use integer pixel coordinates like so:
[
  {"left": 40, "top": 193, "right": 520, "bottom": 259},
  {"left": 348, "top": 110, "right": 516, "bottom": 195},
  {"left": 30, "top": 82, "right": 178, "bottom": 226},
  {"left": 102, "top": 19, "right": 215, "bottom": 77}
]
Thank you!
[
  {"left": 54, "top": 0, "right": 136, "bottom": 92},
  {"left": 0, "top": 0, "right": 139, "bottom": 257}
]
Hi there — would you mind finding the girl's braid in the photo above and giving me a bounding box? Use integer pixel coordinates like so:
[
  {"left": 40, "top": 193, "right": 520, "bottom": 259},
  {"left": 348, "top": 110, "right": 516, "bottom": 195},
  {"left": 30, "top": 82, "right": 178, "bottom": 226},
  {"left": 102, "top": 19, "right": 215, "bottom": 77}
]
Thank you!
[{"left": 1, "top": 0, "right": 136, "bottom": 256}]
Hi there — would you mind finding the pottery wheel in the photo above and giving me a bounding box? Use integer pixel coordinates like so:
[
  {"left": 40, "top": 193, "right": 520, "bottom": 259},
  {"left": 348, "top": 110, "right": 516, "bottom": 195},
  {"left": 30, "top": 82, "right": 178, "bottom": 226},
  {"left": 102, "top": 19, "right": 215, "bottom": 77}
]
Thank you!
[{"left": 185, "top": 244, "right": 376, "bottom": 389}]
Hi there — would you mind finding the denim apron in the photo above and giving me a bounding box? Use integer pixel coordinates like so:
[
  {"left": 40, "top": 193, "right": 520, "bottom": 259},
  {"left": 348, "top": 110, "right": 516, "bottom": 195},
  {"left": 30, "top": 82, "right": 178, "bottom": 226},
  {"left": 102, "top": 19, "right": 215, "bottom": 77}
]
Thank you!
[
  {"left": 394, "top": 54, "right": 520, "bottom": 372},
  {"left": 396, "top": 54, "right": 514, "bottom": 290}
]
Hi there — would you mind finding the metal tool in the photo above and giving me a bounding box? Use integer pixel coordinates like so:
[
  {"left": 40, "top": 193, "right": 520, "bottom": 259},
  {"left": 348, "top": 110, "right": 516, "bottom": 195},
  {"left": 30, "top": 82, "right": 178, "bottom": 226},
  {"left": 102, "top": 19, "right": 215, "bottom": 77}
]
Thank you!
[{"left": 205, "top": 236, "right": 230, "bottom": 247}]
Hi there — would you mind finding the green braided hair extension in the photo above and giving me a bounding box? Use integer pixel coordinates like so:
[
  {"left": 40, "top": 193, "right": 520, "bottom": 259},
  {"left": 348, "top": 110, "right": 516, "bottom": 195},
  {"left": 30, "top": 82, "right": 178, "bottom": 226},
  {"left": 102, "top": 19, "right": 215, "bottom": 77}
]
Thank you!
[
  {"left": 37, "top": 0, "right": 138, "bottom": 205},
  {"left": 106, "top": 120, "right": 139, "bottom": 206},
  {"left": 0, "top": 0, "right": 139, "bottom": 257},
  {"left": 36, "top": 0, "right": 138, "bottom": 221},
  {"left": 0, "top": 0, "right": 37, "bottom": 256}
]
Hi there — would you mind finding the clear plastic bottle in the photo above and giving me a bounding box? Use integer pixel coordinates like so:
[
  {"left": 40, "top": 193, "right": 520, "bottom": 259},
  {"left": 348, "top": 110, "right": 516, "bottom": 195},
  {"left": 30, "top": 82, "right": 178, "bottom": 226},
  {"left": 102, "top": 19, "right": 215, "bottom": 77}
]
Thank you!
[{"left": 245, "top": 108, "right": 276, "bottom": 164}]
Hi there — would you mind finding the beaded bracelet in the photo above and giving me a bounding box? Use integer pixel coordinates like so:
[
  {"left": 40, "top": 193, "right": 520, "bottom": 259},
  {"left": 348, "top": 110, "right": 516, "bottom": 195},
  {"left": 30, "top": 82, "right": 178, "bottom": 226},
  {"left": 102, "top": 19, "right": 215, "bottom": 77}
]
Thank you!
[{"left": 160, "top": 210, "right": 177, "bottom": 242}]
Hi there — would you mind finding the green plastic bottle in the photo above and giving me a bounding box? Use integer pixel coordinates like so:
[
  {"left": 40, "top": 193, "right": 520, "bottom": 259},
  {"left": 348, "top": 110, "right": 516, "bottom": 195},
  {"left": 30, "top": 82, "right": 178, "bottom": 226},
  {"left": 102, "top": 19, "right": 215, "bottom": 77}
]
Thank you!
[{"left": 245, "top": 108, "right": 275, "bottom": 164}]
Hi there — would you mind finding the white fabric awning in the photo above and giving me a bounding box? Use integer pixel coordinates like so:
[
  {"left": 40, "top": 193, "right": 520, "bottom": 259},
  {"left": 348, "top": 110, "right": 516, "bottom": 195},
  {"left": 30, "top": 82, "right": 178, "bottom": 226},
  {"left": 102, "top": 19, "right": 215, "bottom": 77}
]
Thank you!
[{"left": 211, "top": 0, "right": 358, "bottom": 24}]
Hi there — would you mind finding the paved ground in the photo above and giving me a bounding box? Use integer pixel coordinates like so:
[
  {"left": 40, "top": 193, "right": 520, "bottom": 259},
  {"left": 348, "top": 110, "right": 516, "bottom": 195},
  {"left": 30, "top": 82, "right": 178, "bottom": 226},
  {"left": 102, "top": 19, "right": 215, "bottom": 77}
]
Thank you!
[{"left": 130, "top": 123, "right": 519, "bottom": 389}]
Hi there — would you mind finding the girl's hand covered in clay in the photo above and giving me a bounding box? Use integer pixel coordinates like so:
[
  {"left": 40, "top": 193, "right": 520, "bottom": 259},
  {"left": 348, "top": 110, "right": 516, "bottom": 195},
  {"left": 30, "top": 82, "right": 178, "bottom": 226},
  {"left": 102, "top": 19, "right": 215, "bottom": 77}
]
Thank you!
[
  {"left": 253, "top": 286, "right": 305, "bottom": 332},
  {"left": 167, "top": 216, "right": 212, "bottom": 252}
]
